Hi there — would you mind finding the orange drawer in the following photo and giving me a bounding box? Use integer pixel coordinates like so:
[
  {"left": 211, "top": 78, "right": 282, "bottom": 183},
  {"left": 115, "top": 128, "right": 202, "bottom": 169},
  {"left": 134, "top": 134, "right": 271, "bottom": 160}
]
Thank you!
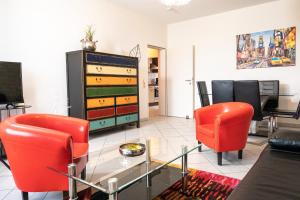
[
  {"left": 86, "top": 97, "right": 114, "bottom": 109},
  {"left": 86, "top": 76, "right": 137, "bottom": 86},
  {"left": 116, "top": 96, "right": 137, "bottom": 105}
]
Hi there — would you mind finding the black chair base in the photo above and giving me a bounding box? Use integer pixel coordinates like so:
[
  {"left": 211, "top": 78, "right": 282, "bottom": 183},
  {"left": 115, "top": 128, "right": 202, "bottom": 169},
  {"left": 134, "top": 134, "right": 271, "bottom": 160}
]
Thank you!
[
  {"left": 238, "top": 150, "right": 243, "bottom": 159},
  {"left": 217, "top": 152, "right": 222, "bottom": 165},
  {"left": 22, "top": 191, "right": 28, "bottom": 200},
  {"left": 81, "top": 167, "right": 86, "bottom": 180},
  {"left": 198, "top": 141, "right": 202, "bottom": 152},
  {"left": 217, "top": 150, "right": 243, "bottom": 166}
]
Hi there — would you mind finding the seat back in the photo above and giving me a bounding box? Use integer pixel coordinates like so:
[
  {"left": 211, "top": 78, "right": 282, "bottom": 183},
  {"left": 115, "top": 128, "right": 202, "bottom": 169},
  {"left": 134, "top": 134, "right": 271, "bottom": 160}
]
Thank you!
[
  {"left": 197, "top": 81, "right": 210, "bottom": 107},
  {"left": 294, "top": 101, "right": 300, "bottom": 119},
  {"left": 212, "top": 80, "right": 234, "bottom": 104},
  {"left": 259, "top": 80, "right": 279, "bottom": 110},
  {"left": 234, "top": 80, "right": 263, "bottom": 121}
]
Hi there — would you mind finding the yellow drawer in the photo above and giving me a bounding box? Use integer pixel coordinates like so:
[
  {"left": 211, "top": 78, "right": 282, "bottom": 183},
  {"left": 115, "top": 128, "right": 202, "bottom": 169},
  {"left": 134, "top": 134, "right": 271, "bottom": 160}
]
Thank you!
[
  {"left": 86, "top": 65, "right": 137, "bottom": 76},
  {"left": 116, "top": 96, "right": 138, "bottom": 105},
  {"left": 86, "top": 76, "right": 137, "bottom": 86},
  {"left": 87, "top": 97, "right": 115, "bottom": 109}
]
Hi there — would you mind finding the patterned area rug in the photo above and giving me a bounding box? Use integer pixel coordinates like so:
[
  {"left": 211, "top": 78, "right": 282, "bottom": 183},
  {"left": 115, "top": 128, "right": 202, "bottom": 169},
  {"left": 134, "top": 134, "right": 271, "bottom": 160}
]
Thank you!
[{"left": 153, "top": 169, "right": 240, "bottom": 200}]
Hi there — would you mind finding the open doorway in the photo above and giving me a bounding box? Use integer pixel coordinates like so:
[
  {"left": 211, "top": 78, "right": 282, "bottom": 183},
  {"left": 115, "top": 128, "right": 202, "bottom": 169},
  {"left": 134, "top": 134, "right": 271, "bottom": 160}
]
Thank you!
[{"left": 147, "top": 46, "right": 167, "bottom": 118}]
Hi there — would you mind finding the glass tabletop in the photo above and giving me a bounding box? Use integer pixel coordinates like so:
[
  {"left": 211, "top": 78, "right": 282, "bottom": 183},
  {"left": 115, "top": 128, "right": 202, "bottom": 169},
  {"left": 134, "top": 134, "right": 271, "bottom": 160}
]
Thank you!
[{"left": 49, "top": 137, "right": 200, "bottom": 197}]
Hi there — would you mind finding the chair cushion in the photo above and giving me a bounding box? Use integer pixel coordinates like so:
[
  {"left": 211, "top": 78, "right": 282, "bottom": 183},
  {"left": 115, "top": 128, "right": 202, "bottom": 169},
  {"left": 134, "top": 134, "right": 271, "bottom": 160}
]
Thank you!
[
  {"left": 198, "top": 124, "right": 214, "bottom": 138},
  {"left": 73, "top": 143, "right": 89, "bottom": 159},
  {"left": 269, "top": 129, "right": 300, "bottom": 153}
]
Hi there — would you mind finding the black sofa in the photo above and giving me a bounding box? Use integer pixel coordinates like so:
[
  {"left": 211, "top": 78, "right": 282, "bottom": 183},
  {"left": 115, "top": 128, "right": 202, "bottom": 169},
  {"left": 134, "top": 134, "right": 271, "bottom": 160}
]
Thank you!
[{"left": 228, "top": 130, "right": 300, "bottom": 200}]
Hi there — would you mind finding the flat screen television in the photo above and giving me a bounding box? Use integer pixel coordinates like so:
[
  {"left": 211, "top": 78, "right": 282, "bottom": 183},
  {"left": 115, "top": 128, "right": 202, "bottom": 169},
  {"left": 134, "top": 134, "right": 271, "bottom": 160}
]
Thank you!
[{"left": 0, "top": 61, "right": 24, "bottom": 105}]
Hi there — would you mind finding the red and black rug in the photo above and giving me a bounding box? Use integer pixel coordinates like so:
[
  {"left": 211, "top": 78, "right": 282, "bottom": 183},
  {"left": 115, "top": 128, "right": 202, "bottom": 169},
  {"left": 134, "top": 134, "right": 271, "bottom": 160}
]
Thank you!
[{"left": 153, "top": 169, "right": 240, "bottom": 200}]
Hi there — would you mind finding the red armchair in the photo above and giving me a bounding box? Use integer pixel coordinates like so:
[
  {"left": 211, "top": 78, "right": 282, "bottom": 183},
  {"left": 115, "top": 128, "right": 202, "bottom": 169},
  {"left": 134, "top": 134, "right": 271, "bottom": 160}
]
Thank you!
[
  {"left": 0, "top": 114, "right": 89, "bottom": 199},
  {"left": 195, "top": 102, "right": 253, "bottom": 165}
]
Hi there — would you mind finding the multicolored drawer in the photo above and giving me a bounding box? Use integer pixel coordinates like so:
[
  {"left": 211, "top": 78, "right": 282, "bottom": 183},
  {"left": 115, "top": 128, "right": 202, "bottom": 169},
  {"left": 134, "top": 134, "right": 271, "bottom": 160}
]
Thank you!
[
  {"left": 116, "top": 114, "right": 138, "bottom": 125},
  {"left": 86, "top": 97, "right": 114, "bottom": 109},
  {"left": 87, "top": 107, "right": 115, "bottom": 120},
  {"left": 86, "top": 76, "right": 137, "bottom": 86},
  {"left": 116, "top": 105, "right": 138, "bottom": 115},
  {"left": 86, "top": 87, "right": 137, "bottom": 97},
  {"left": 66, "top": 50, "right": 140, "bottom": 133},
  {"left": 86, "top": 53, "right": 136, "bottom": 67},
  {"left": 90, "top": 118, "right": 115, "bottom": 131},
  {"left": 86, "top": 65, "right": 137, "bottom": 76},
  {"left": 116, "top": 96, "right": 138, "bottom": 105}
]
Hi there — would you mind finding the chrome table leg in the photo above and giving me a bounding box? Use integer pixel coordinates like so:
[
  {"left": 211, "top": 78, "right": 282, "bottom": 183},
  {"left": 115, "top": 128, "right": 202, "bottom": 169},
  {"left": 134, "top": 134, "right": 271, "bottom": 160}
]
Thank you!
[
  {"left": 108, "top": 178, "right": 118, "bottom": 200},
  {"left": 68, "top": 163, "right": 78, "bottom": 200}
]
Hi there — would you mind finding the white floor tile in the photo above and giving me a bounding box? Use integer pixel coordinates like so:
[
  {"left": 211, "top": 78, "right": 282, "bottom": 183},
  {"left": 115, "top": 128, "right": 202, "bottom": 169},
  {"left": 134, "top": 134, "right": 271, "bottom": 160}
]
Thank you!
[
  {"left": 3, "top": 190, "right": 47, "bottom": 200},
  {"left": 0, "top": 190, "right": 11, "bottom": 200}
]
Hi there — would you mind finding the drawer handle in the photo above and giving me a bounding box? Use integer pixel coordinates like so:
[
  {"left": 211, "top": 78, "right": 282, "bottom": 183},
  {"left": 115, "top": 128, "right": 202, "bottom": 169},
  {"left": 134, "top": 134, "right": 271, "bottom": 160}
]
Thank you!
[
  {"left": 99, "top": 121, "right": 106, "bottom": 125},
  {"left": 127, "top": 69, "right": 132, "bottom": 73},
  {"left": 96, "top": 66, "right": 103, "bottom": 72},
  {"left": 96, "top": 77, "right": 102, "bottom": 82},
  {"left": 126, "top": 78, "right": 131, "bottom": 83},
  {"left": 98, "top": 99, "right": 105, "bottom": 104}
]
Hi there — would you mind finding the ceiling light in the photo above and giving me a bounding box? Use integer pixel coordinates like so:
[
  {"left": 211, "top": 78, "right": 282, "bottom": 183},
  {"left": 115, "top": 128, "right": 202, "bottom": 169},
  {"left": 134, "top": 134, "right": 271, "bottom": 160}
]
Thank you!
[{"left": 160, "top": 0, "right": 192, "bottom": 8}]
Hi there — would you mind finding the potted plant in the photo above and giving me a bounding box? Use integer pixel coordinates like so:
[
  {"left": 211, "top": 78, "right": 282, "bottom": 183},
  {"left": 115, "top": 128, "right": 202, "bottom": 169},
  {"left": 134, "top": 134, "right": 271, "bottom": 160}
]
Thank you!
[{"left": 81, "top": 25, "right": 98, "bottom": 51}]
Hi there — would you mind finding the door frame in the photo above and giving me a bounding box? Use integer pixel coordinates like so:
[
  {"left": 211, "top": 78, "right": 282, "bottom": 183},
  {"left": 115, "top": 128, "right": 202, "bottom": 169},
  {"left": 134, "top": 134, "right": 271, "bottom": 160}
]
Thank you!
[{"left": 147, "top": 45, "right": 168, "bottom": 116}]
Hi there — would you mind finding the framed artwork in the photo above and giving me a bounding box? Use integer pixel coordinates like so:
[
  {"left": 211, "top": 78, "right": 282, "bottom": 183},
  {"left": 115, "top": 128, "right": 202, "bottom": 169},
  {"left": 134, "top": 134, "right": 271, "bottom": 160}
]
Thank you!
[{"left": 236, "top": 26, "right": 296, "bottom": 69}]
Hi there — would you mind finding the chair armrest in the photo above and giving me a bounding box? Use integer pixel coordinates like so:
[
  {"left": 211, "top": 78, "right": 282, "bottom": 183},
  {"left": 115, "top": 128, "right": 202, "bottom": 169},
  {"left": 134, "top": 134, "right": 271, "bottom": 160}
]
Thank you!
[
  {"left": 51, "top": 115, "right": 89, "bottom": 143},
  {"left": 194, "top": 106, "right": 220, "bottom": 125},
  {"left": 32, "top": 114, "right": 89, "bottom": 143},
  {"left": 8, "top": 123, "right": 73, "bottom": 155}
]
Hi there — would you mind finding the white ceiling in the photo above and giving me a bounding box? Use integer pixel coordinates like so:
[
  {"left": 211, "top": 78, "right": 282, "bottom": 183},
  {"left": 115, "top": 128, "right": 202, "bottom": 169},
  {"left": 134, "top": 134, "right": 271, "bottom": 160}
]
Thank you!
[{"left": 110, "top": 0, "right": 278, "bottom": 24}]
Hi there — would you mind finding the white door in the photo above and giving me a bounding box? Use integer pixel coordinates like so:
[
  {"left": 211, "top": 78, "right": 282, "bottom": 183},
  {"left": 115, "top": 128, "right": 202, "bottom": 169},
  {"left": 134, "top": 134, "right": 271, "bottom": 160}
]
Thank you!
[{"left": 167, "top": 45, "right": 194, "bottom": 118}]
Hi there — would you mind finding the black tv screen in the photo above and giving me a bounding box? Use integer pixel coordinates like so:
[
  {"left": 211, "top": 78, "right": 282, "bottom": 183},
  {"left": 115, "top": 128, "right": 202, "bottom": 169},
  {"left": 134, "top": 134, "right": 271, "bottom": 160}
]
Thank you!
[{"left": 0, "top": 61, "right": 24, "bottom": 104}]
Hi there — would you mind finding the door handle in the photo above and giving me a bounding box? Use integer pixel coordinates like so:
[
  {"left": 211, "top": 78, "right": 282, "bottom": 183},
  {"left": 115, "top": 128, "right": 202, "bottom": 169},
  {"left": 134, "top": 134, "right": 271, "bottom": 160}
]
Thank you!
[{"left": 185, "top": 79, "right": 192, "bottom": 85}]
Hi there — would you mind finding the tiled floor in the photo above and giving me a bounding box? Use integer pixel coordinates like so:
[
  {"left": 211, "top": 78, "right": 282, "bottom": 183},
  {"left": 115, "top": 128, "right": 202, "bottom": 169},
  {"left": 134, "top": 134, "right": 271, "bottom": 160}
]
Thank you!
[{"left": 0, "top": 116, "right": 266, "bottom": 200}]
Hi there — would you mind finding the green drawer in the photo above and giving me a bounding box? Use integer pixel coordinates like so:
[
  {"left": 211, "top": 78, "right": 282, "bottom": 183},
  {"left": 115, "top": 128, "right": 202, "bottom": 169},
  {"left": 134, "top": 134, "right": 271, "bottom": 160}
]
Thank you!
[
  {"left": 116, "top": 113, "right": 138, "bottom": 125},
  {"left": 90, "top": 118, "right": 115, "bottom": 131},
  {"left": 86, "top": 87, "right": 137, "bottom": 97}
]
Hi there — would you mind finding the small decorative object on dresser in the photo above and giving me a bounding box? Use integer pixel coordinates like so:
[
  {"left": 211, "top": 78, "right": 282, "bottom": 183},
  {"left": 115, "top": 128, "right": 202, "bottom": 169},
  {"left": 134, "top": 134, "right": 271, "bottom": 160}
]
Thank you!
[
  {"left": 80, "top": 25, "right": 98, "bottom": 51},
  {"left": 66, "top": 50, "right": 140, "bottom": 134}
]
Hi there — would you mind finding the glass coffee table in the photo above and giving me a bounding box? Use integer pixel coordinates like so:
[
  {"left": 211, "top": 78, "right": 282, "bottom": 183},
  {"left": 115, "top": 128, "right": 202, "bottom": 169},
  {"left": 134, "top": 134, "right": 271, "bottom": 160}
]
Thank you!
[{"left": 50, "top": 137, "right": 201, "bottom": 200}]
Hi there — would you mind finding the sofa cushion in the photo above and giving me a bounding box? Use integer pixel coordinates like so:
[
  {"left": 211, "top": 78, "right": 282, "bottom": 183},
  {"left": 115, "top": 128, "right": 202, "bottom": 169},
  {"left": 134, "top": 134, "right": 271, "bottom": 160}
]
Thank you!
[{"left": 269, "top": 129, "right": 300, "bottom": 153}]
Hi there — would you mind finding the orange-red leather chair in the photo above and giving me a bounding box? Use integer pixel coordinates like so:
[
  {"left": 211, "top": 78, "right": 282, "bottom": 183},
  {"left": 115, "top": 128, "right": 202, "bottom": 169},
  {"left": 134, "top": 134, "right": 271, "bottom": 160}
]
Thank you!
[
  {"left": 195, "top": 102, "right": 253, "bottom": 165},
  {"left": 0, "top": 114, "right": 89, "bottom": 199}
]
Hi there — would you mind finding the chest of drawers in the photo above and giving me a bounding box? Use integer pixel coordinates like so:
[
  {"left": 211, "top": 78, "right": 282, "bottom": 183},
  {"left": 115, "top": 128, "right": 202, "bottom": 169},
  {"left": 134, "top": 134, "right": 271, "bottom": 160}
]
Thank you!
[{"left": 66, "top": 50, "right": 140, "bottom": 133}]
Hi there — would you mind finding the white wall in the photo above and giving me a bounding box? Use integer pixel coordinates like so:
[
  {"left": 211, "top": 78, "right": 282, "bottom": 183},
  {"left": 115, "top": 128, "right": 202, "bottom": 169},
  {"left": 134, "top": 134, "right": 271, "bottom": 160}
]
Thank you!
[
  {"left": 0, "top": 0, "right": 166, "bottom": 120},
  {"left": 167, "top": 0, "right": 300, "bottom": 123}
]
